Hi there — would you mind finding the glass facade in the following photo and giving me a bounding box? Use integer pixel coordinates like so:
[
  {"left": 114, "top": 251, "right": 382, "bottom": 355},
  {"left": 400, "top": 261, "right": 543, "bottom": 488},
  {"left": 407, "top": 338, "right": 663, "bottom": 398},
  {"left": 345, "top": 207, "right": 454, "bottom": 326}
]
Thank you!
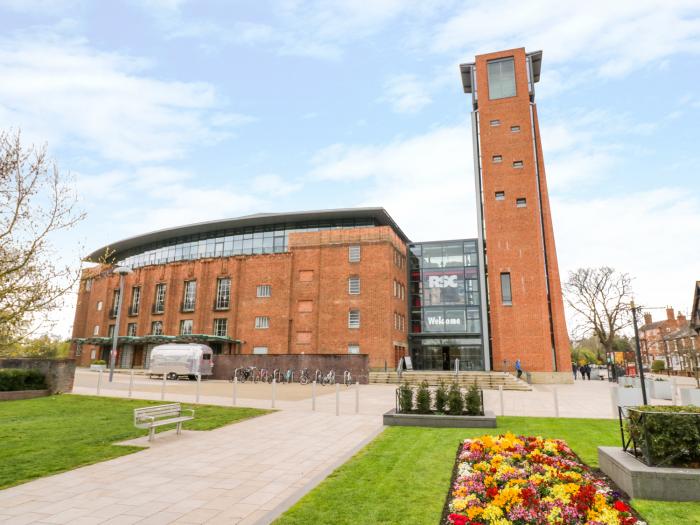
[{"left": 409, "top": 239, "right": 485, "bottom": 370}]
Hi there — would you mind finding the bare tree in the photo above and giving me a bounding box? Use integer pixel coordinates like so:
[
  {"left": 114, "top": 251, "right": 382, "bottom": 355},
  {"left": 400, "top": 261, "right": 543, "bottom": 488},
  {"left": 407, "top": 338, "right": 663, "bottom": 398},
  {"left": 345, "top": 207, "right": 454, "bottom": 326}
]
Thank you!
[
  {"left": 564, "top": 267, "right": 633, "bottom": 360},
  {"left": 0, "top": 130, "right": 85, "bottom": 345}
]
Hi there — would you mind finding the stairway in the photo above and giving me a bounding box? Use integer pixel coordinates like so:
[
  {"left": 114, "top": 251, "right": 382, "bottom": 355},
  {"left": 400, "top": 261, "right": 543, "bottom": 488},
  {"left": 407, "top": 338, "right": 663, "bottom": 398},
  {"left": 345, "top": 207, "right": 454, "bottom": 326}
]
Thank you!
[{"left": 369, "top": 370, "right": 531, "bottom": 391}]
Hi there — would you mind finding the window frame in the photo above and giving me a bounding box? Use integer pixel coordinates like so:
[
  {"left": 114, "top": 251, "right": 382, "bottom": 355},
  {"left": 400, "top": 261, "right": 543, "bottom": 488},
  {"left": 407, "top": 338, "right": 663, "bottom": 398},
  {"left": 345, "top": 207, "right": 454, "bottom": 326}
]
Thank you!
[
  {"left": 348, "top": 245, "right": 361, "bottom": 262},
  {"left": 255, "top": 316, "right": 270, "bottom": 329},
  {"left": 348, "top": 276, "right": 361, "bottom": 295},
  {"left": 348, "top": 309, "right": 360, "bottom": 329},
  {"left": 487, "top": 57, "right": 517, "bottom": 100},
  {"left": 215, "top": 277, "right": 231, "bottom": 310},
  {"left": 256, "top": 284, "right": 272, "bottom": 298},
  {"left": 500, "top": 272, "right": 513, "bottom": 306}
]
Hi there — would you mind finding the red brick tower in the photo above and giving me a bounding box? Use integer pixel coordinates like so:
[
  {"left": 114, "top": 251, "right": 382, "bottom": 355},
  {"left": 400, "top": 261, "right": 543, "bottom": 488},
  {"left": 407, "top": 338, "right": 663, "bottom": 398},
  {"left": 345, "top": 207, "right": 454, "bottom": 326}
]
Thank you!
[{"left": 460, "top": 48, "right": 570, "bottom": 381}]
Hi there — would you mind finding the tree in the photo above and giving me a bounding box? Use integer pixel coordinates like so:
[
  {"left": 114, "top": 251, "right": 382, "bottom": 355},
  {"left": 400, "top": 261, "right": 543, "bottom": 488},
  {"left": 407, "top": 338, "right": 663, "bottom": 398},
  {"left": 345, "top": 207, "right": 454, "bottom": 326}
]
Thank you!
[
  {"left": 0, "top": 130, "right": 84, "bottom": 345},
  {"left": 564, "top": 267, "right": 633, "bottom": 363},
  {"left": 0, "top": 335, "right": 71, "bottom": 358}
]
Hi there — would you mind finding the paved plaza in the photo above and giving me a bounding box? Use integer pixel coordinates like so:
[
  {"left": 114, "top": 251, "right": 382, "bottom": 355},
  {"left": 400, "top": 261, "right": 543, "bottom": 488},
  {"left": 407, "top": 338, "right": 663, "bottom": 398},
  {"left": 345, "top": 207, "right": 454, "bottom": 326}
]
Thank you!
[{"left": 1, "top": 370, "right": 696, "bottom": 524}]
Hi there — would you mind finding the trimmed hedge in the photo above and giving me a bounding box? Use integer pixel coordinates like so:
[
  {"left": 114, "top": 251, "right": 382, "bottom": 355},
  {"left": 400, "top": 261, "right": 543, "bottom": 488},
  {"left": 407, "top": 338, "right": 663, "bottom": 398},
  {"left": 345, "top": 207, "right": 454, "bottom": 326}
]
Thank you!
[{"left": 0, "top": 368, "right": 47, "bottom": 392}]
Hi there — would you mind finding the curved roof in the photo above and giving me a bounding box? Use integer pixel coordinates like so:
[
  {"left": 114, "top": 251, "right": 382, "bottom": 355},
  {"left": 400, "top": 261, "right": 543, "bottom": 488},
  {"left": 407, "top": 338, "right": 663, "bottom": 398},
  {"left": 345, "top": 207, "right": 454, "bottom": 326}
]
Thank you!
[{"left": 85, "top": 207, "right": 410, "bottom": 261}]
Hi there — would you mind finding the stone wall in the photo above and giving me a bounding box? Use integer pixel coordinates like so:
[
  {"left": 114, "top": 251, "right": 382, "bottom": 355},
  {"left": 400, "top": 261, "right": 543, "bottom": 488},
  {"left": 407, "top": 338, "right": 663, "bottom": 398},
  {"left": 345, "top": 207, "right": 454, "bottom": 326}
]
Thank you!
[
  {"left": 211, "top": 354, "right": 369, "bottom": 383},
  {"left": 0, "top": 358, "right": 76, "bottom": 394}
]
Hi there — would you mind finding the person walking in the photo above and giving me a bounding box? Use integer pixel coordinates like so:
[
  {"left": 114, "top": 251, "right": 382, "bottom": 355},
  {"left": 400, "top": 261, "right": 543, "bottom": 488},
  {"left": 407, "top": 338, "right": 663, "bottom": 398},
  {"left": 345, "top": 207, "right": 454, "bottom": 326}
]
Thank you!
[
  {"left": 579, "top": 364, "right": 587, "bottom": 380},
  {"left": 585, "top": 364, "right": 592, "bottom": 380},
  {"left": 515, "top": 359, "right": 523, "bottom": 379},
  {"left": 572, "top": 362, "right": 578, "bottom": 380}
]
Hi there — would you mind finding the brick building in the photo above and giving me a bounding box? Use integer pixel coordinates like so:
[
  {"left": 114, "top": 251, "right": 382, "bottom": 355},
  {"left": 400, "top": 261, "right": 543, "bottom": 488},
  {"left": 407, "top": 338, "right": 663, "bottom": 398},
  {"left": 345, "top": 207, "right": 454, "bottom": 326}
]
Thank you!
[
  {"left": 71, "top": 47, "right": 572, "bottom": 380},
  {"left": 639, "top": 307, "right": 699, "bottom": 372}
]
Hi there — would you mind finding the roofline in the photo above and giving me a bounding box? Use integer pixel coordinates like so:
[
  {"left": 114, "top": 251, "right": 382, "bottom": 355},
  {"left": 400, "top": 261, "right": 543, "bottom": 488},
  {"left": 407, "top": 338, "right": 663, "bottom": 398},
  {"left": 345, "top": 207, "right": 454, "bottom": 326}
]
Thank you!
[
  {"left": 85, "top": 207, "right": 410, "bottom": 261},
  {"left": 459, "top": 49, "right": 542, "bottom": 94}
]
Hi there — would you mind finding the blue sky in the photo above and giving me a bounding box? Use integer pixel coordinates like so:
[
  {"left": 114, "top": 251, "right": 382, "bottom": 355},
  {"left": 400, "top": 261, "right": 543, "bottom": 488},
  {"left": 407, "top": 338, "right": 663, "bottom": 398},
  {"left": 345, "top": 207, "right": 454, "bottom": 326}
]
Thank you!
[{"left": 1, "top": 0, "right": 699, "bottom": 337}]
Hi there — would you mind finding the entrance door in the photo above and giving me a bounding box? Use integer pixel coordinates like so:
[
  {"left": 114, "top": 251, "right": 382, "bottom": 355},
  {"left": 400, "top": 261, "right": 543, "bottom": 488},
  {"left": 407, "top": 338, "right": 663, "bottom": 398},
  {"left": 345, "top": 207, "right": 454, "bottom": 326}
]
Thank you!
[{"left": 442, "top": 346, "right": 450, "bottom": 371}]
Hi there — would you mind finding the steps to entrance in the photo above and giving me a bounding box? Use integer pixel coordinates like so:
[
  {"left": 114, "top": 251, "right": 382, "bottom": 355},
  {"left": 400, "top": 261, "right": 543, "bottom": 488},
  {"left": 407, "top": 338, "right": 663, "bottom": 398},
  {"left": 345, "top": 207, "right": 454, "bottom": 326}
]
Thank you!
[{"left": 369, "top": 371, "right": 531, "bottom": 391}]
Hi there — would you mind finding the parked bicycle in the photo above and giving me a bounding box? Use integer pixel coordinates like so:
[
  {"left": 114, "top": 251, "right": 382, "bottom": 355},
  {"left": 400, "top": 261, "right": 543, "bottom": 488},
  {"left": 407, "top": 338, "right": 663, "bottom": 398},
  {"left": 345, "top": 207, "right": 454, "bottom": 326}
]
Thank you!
[
  {"left": 231, "top": 366, "right": 258, "bottom": 383},
  {"left": 259, "top": 368, "right": 271, "bottom": 383},
  {"left": 284, "top": 368, "right": 294, "bottom": 383},
  {"left": 343, "top": 370, "right": 353, "bottom": 386},
  {"left": 321, "top": 369, "right": 336, "bottom": 386}
]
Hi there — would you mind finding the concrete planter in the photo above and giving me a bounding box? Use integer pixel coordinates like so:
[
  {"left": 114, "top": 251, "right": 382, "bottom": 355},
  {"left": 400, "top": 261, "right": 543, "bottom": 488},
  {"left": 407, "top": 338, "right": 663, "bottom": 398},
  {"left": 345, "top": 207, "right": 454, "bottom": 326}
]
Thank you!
[
  {"left": 613, "top": 386, "right": 643, "bottom": 408},
  {"left": 617, "top": 377, "right": 636, "bottom": 387},
  {"left": 680, "top": 388, "right": 700, "bottom": 406},
  {"left": 650, "top": 380, "right": 673, "bottom": 400},
  {"left": 383, "top": 409, "right": 496, "bottom": 428},
  {"left": 90, "top": 364, "right": 106, "bottom": 372},
  {"left": 599, "top": 447, "right": 700, "bottom": 501},
  {"left": 0, "top": 389, "right": 50, "bottom": 401}
]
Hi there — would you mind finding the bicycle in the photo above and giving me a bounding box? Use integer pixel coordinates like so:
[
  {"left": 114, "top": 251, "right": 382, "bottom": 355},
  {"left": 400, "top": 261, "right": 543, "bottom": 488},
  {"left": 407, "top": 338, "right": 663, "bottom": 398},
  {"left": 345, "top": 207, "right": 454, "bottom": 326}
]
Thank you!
[
  {"left": 299, "top": 368, "right": 311, "bottom": 385},
  {"left": 343, "top": 370, "right": 353, "bottom": 386},
  {"left": 321, "top": 369, "right": 336, "bottom": 386},
  {"left": 259, "top": 368, "right": 270, "bottom": 383},
  {"left": 284, "top": 368, "right": 294, "bottom": 383},
  {"left": 231, "top": 366, "right": 257, "bottom": 383}
]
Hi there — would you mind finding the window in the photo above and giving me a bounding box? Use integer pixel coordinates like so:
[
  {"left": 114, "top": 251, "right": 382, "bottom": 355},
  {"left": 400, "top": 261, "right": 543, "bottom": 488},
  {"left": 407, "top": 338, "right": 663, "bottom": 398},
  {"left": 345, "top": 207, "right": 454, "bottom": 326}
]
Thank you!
[
  {"left": 516, "top": 198, "right": 527, "bottom": 208},
  {"left": 130, "top": 286, "right": 140, "bottom": 315},
  {"left": 513, "top": 160, "right": 524, "bottom": 168},
  {"left": 215, "top": 278, "right": 230, "bottom": 309},
  {"left": 127, "top": 323, "right": 137, "bottom": 336},
  {"left": 153, "top": 283, "right": 166, "bottom": 313},
  {"left": 487, "top": 57, "right": 516, "bottom": 100},
  {"left": 257, "top": 284, "right": 271, "bottom": 298},
  {"left": 255, "top": 316, "right": 269, "bottom": 329},
  {"left": 213, "top": 318, "right": 228, "bottom": 336},
  {"left": 495, "top": 191, "right": 505, "bottom": 201},
  {"left": 348, "top": 344, "right": 360, "bottom": 354},
  {"left": 93, "top": 325, "right": 99, "bottom": 336},
  {"left": 489, "top": 119, "right": 501, "bottom": 127},
  {"left": 348, "top": 276, "right": 360, "bottom": 295},
  {"left": 108, "top": 324, "right": 115, "bottom": 338},
  {"left": 298, "top": 300, "right": 313, "bottom": 313},
  {"left": 253, "top": 346, "right": 268, "bottom": 355},
  {"left": 151, "top": 321, "right": 163, "bottom": 335},
  {"left": 297, "top": 331, "right": 312, "bottom": 344},
  {"left": 492, "top": 155, "right": 502, "bottom": 163},
  {"left": 97, "top": 301, "right": 103, "bottom": 311},
  {"left": 500, "top": 272, "right": 512, "bottom": 305},
  {"left": 84, "top": 278, "right": 93, "bottom": 291},
  {"left": 182, "top": 281, "right": 196, "bottom": 311},
  {"left": 511, "top": 125, "right": 521, "bottom": 132},
  {"left": 348, "top": 245, "right": 361, "bottom": 262},
  {"left": 299, "top": 270, "right": 314, "bottom": 282},
  {"left": 180, "top": 319, "right": 193, "bottom": 335},
  {"left": 348, "top": 309, "right": 360, "bottom": 329},
  {"left": 111, "top": 289, "right": 120, "bottom": 311}
]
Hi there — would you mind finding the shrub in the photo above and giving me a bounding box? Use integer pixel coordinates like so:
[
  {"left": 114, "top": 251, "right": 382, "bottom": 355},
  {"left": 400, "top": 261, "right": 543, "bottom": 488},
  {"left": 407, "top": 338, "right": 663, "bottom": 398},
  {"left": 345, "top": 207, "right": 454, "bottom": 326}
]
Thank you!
[
  {"left": 627, "top": 405, "right": 700, "bottom": 467},
  {"left": 447, "top": 382, "right": 464, "bottom": 415},
  {"left": 398, "top": 382, "right": 413, "bottom": 413},
  {"left": 435, "top": 381, "right": 448, "bottom": 413},
  {"left": 651, "top": 360, "right": 665, "bottom": 373},
  {"left": 91, "top": 360, "right": 106, "bottom": 365},
  {"left": 0, "top": 368, "right": 47, "bottom": 391},
  {"left": 415, "top": 381, "right": 431, "bottom": 414},
  {"left": 464, "top": 383, "right": 482, "bottom": 416}
]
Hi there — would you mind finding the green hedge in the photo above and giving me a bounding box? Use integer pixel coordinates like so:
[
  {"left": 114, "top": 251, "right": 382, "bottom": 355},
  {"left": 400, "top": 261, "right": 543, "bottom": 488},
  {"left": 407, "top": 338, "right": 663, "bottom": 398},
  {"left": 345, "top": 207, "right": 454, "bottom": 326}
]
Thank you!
[
  {"left": 628, "top": 405, "right": 700, "bottom": 467},
  {"left": 0, "top": 369, "right": 47, "bottom": 392}
]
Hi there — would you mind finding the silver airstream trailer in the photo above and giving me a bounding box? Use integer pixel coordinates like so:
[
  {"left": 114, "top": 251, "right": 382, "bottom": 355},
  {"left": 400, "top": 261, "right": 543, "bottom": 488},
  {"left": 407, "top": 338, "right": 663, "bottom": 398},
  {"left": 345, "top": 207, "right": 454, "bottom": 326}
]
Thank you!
[{"left": 148, "top": 343, "right": 214, "bottom": 380}]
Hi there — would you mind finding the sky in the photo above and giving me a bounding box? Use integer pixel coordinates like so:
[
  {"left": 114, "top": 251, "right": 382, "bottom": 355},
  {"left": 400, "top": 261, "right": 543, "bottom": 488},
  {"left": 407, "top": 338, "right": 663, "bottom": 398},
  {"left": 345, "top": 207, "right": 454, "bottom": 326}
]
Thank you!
[{"left": 1, "top": 0, "right": 699, "bottom": 339}]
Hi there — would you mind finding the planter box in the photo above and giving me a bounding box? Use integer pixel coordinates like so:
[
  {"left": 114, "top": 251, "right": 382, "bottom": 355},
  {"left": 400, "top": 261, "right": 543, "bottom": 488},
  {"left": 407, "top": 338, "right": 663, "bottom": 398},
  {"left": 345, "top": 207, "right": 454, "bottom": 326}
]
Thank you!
[
  {"left": 383, "top": 409, "right": 496, "bottom": 428},
  {"left": 90, "top": 364, "right": 106, "bottom": 371},
  {"left": 599, "top": 446, "right": 700, "bottom": 501},
  {"left": 617, "top": 377, "right": 635, "bottom": 387},
  {"left": 680, "top": 388, "right": 700, "bottom": 406},
  {"left": 613, "top": 386, "right": 643, "bottom": 410},
  {"left": 0, "top": 389, "right": 50, "bottom": 401},
  {"left": 650, "top": 380, "right": 673, "bottom": 400}
]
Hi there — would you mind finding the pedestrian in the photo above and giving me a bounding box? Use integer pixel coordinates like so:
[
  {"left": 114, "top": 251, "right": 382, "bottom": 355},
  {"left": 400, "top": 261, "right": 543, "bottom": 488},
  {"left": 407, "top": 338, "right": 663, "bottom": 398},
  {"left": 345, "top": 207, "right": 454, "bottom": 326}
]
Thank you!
[
  {"left": 585, "top": 364, "right": 592, "bottom": 380},
  {"left": 515, "top": 359, "right": 523, "bottom": 379},
  {"left": 579, "top": 364, "right": 587, "bottom": 380},
  {"left": 572, "top": 362, "right": 578, "bottom": 380}
]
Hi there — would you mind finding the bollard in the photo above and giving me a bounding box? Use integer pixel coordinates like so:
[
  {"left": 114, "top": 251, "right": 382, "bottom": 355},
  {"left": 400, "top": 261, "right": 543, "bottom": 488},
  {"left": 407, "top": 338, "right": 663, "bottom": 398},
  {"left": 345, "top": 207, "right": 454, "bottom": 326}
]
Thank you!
[
  {"left": 271, "top": 378, "right": 276, "bottom": 409},
  {"left": 610, "top": 385, "right": 618, "bottom": 418},
  {"left": 498, "top": 385, "right": 504, "bottom": 416},
  {"left": 355, "top": 381, "right": 360, "bottom": 414},
  {"left": 552, "top": 387, "right": 559, "bottom": 417},
  {"left": 232, "top": 377, "right": 238, "bottom": 406},
  {"left": 196, "top": 374, "right": 201, "bottom": 404},
  {"left": 128, "top": 369, "right": 134, "bottom": 398},
  {"left": 671, "top": 377, "right": 677, "bottom": 405},
  {"left": 312, "top": 380, "right": 316, "bottom": 411},
  {"left": 161, "top": 374, "right": 166, "bottom": 401},
  {"left": 335, "top": 382, "right": 340, "bottom": 416},
  {"left": 96, "top": 369, "right": 103, "bottom": 396}
]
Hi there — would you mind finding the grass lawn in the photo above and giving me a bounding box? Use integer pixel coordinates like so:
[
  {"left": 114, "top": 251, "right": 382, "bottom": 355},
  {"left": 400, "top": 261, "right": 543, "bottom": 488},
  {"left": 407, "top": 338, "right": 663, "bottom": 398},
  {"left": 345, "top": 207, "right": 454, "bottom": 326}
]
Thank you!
[
  {"left": 0, "top": 394, "right": 269, "bottom": 490},
  {"left": 275, "top": 416, "right": 700, "bottom": 525}
]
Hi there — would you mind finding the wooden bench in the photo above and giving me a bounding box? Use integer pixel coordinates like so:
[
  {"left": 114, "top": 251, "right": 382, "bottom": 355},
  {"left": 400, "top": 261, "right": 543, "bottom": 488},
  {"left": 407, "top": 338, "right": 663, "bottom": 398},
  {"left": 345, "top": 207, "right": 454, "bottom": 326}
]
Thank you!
[{"left": 133, "top": 403, "right": 195, "bottom": 441}]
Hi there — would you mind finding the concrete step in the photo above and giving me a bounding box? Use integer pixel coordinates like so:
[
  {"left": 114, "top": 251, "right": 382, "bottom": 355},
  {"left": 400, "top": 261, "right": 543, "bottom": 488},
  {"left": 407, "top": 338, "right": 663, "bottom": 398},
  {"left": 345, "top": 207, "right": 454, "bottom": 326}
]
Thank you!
[{"left": 368, "top": 371, "right": 531, "bottom": 391}]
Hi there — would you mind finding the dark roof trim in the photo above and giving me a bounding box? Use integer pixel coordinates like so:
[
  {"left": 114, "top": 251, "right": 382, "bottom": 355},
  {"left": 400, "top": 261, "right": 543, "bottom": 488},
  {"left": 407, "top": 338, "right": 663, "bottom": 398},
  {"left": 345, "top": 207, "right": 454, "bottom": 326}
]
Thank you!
[
  {"left": 527, "top": 50, "right": 542, "bottom": 83},
  {"left": 85, "top": 207, "right": 410, "bottom": 261}
]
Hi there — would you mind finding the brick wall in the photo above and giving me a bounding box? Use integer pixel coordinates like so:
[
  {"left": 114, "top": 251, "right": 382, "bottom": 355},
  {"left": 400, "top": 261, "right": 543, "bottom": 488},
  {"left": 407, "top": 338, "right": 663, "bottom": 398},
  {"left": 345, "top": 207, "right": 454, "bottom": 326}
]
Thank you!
[{"left": 0, "top": 358, "right": 76, "bottom": 393}]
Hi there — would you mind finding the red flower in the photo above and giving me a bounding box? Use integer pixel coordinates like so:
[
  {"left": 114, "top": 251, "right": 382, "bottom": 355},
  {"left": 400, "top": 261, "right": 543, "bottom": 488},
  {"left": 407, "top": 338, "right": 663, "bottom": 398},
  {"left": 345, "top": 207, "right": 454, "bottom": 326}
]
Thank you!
[
  {"left": 486, "top": 487, "right": 499, "bottom": 498},
  {"left": 448, "top": 513, "right": 468, "bottom": 525},
  {"left": 614, "top": 500, "right": 631, "bottom": 513}
]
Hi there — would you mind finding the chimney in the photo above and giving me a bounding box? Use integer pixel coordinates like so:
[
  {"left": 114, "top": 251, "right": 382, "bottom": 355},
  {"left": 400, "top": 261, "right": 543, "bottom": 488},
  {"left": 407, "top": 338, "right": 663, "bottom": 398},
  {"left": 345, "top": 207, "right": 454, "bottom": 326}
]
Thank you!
[
  {"left": 643, "top": 313, "right": 652, "bottom": 325},
  {"left": 666, "top": 307, "right": 675, "bottom": 321},
  {"left": 678, "top": 311, "right": 687, "bottom": 322}
]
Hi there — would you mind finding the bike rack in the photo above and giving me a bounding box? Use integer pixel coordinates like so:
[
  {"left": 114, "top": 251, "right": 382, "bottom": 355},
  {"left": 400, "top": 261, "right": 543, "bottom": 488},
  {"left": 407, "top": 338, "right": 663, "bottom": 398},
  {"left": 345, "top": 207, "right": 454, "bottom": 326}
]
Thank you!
[{"left": 343, "top": 370, "right": 352, "bottom": 385}]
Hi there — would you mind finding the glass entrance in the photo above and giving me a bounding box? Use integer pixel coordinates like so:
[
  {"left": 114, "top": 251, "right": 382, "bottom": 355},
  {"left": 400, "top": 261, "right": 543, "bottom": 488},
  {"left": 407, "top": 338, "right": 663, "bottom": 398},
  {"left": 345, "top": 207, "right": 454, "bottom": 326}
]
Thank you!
[{"left": 410, "top": 339, "right": 484, "bottom": 371}]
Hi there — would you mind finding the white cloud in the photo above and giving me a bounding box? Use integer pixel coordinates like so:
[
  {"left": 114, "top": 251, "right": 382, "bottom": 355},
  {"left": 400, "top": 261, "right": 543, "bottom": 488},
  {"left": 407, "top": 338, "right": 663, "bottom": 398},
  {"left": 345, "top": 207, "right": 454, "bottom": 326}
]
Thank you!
[
  {"left": 251, "top": 174, "right": 302, "bottom": 197},
  {"left": 381, "top": 74, "right": 433, "bottom": 113},
  {"left": 0, "top": 36, "right": 254, "bottom": 164}
]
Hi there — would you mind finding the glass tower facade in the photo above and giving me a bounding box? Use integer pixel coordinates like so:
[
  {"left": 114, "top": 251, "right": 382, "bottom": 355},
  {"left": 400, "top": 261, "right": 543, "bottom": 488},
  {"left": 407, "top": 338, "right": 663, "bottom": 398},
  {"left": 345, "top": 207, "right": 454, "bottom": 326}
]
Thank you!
[{"left": 409, "top": 239, "right": 485, "bottom": 370}]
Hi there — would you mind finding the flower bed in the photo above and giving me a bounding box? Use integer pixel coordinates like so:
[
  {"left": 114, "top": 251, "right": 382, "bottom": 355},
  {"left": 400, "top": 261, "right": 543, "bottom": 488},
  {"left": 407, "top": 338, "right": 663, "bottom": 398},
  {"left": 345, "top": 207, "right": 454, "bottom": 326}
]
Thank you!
[{"left": 444, "top": 434, "right": 645, "bottom": 525}]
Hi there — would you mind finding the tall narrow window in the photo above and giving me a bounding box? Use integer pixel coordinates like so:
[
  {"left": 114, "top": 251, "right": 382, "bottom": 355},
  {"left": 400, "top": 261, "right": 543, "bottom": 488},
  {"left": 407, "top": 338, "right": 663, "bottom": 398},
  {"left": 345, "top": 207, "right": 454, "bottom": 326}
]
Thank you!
[
  {"left": 127, "top": 323, "right": 137, "bottom": 336},
  {"left": 93, "top": 325, "right": 100, "bottom": 336},
  {"left": 110, "top": 289, "right": 120, "bottom": 317},
  {"left": 130, "top": 286, "right": 140, "bottom": 315},
  {"left": 348, "top": 309, "right": 360, "bottom": 329},
  {"left": 151, "top": 320, "right": 163, "bottom": 335},
  {"left": 180, "top": 319, "right": 193, "bottom": 335},
  {"left": 348, "top": 245, "right": 361, "bottom": 262},
  {"left": 348, "top": 276, "right": 360, "bottom": 295},
  {"left": 255, "top": 316, "right": 269, "bottom": 329},
  {"left": 487, "top": 57, "right": 516, "bottom": 100},
  {"left": 182, "top": 281, "right": 196, "bottom": 311},
  {"left": 108, "top": 324, "right": 115, "bottom": 338},
  {"left": 500, "top": 272, "right": 512, "bottom": 306},
  {"left": 153, "top": 284, "right": 166, "bottom": 314},
  {"left": 213, "top": 318, "right": 228, "bottom": 336},
  {"left": 84, "top": 278, "right": 93, "bottom": 291},
  {"left": 257, "top": 284, "right": 271, "bottom": 298},
  {"left": 215, "top": 278, "right": 230, "bottom": 309}
]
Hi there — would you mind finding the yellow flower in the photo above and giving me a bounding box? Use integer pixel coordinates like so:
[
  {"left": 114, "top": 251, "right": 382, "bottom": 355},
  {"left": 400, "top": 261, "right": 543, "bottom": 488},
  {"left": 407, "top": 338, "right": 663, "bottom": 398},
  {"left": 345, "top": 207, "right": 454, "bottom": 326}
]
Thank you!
[
  {"left": 467, "top": 506, "right": 484, "bottom": 519},
  {"left": 452, "top": 498, "right": 468, "bottom": 512},
  {"left": 482, "top": 505, "right": 504, "bottom": 521},
  {"left": 492, "top": 486, "right": 521, "bottom": 511}
]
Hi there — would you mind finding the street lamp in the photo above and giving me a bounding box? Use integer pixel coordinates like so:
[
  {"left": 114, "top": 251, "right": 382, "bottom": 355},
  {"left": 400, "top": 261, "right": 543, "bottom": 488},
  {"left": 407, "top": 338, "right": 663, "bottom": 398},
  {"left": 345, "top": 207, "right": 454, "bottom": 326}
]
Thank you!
[
  {"left": 109, "top": 266, "right": 133, "bottom": 382},
  {"left": 629, "top": 299, "right": 648, "bottom": 405}
]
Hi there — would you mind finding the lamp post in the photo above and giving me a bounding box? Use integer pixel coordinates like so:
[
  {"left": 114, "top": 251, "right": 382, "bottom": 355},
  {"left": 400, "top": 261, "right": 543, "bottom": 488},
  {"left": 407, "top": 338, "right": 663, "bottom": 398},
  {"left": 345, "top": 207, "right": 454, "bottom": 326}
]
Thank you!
[
  {"left": 629, "top": 299, "right": 648, "bottom": 405},
  {"left": 109, "top": 266, "right": 133, "bottom": 382}
]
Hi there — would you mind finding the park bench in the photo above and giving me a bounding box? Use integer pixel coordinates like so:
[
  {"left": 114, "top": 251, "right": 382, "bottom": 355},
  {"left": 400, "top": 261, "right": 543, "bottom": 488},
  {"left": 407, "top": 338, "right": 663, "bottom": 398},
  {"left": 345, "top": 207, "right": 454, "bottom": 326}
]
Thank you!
[{"left": 133, "top": 403, "right": 195, "bottom": 442}]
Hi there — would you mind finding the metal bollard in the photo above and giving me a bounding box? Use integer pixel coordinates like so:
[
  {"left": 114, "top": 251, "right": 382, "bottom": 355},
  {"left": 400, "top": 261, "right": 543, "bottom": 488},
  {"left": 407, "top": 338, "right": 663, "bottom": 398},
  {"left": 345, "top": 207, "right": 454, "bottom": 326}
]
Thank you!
[
  {"left": 312, "top": 380, "right": 316, "bottom": 411},
  {"left": 355, "top": 381, "right": 359, "bottom": 414},
  {"left": 498, "top": 385, "right": 504, "bottom": 416},
  {"left": 335, "top": 382, "right": 340, "bottom": 416},
  {"left": 128, "top": 369, "right": 134, "bottom": 398},
  {"left": 271, "top": 378, "right": 276, "bottom": 409},
  {"left": 161, "top": 374, "right": 166, "bottom": 401},
  {"left": 552, "top": 387, "right": 559, "bottom": 417},
  {"left": 232, "top": 377, "right": 238, "bottom": 406},
  {"left": 610, "top": 385, "right": 618, "bottom": 418},
  {"left": 96, "top": 369, "right": 103, "bottom": 396},
  {"left": 196, "top": 374, "right": 201, "bottom": 404}
]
